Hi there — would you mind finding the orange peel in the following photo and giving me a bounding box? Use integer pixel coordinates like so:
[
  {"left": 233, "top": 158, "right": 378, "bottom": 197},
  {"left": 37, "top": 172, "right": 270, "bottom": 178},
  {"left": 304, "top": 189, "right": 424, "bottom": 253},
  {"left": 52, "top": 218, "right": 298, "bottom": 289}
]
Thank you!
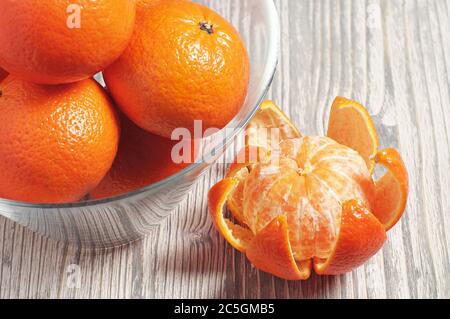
[
  {"left": 314, "top": 200, "right": 387, "bottom": 275},
  {"left": 208, "top": 178, "right": 253, "bottom": 252},
  {"left": 246, "top": 215, "right": 312, "bottom": 280},
  {"left": 246, "top": 100, "right": 301, "bottom": 149},
  {"left": 372, "top": 148, "right": 409, "bottom": 230},
  {"left": 327, "top": 97, "right": 379, "bottom": 173}
]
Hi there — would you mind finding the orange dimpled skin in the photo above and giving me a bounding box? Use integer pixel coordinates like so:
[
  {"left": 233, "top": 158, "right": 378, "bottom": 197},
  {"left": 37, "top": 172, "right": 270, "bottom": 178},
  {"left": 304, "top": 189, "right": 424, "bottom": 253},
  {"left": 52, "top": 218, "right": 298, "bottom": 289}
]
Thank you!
[
  {"left": 0, "top": 0, "right": 136, "bottom": 84},
  {"left": 104, "top": 0, "right": 250, "bottom": 138},
  {"left": 0, "top": 77, "right": 120, "bottom": 203}
]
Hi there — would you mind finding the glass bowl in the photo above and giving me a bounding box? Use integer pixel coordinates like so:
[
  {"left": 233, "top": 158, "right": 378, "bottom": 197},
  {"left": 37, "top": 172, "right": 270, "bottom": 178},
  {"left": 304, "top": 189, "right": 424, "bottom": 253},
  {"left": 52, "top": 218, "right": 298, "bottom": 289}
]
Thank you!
[{"left": 0, "top": 0, "right": 280, "bottom": 248}]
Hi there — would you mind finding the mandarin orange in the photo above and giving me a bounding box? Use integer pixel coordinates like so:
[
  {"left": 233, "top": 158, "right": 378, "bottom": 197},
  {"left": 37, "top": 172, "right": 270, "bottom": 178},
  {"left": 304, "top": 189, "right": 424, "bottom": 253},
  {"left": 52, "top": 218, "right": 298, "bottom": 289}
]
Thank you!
[
  {"left": 0, "top": 0, "right": 136, "bottom": 84},
  {"left": 0, "top": 76, "right": 119, "bottom": 203},
  {"left": 244, "top": 136, "right": 376, "bottom": 261},
  {"left": 209, "top": 99, "right": 409, "bottom": 280},
  {"left": 104, "top": 0, "right": 250, "bottom": 138},
  {"left": 90, "top": 115, "right": 194, "bottom": 200}
]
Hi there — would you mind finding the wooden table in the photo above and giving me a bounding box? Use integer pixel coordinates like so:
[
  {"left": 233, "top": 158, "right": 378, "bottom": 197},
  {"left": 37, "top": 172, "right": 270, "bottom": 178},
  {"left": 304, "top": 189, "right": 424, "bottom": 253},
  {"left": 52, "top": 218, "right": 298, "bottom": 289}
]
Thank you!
[{"left": 1, "top": 0, "right": 449, "bottom": 299}]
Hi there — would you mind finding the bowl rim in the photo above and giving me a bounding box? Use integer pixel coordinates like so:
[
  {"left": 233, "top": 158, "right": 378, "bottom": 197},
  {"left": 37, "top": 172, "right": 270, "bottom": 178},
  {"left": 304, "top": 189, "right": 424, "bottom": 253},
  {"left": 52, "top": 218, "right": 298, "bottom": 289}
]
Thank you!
[{"left": 0, "top": 0, "right": 280, "bottom": 209}]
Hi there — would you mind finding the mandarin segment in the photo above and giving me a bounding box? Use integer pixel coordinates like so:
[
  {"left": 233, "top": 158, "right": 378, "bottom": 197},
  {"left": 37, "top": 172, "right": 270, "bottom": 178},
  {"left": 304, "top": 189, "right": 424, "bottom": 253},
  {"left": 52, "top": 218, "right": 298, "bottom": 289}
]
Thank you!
[
  {"left": 327, "top": 97, "right": 379, "bottom": 173},
  {"left": 225, "top": 146, "right": 270, "bottom": 225},
  {"left": 226, "top": 166, "right": 250, "bottom": 225}
]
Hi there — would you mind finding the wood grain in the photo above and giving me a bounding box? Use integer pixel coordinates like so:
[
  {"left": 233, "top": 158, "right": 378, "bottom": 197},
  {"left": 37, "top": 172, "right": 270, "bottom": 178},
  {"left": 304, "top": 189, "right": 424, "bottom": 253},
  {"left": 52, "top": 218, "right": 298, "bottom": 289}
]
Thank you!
[{"left": 1, "top": 0, "right": 449, "bottom": 299}]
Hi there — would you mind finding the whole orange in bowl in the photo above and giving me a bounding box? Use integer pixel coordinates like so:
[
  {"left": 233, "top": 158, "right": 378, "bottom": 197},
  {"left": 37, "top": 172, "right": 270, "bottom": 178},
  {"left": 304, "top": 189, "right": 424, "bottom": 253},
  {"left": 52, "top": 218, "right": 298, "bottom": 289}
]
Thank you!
[
  {"left": 0, "top": 76, "right": 120, "bottom": 203},
  {"left": 104, "top": 0, "right": 250, "bottom": 138},
  {"left": 90, "top": 115, "right": 194, "bottom": 200},
  {"left": 0, "top": 0, "right": 136, "bottom": 84}
]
